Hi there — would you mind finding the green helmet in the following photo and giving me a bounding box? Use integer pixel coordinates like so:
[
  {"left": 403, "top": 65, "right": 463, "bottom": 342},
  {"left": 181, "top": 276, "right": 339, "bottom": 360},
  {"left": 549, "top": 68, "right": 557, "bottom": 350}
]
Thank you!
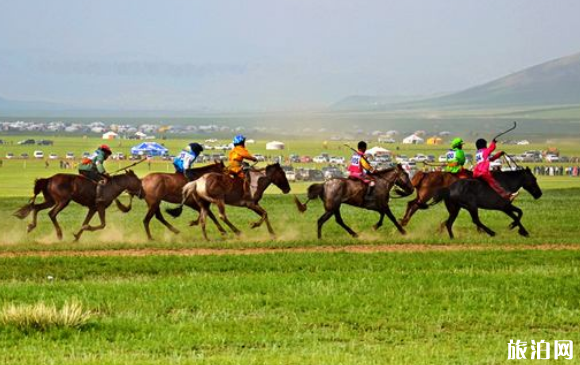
[{"left": 451, "top": 137, "right": 464, "bottom": 149}]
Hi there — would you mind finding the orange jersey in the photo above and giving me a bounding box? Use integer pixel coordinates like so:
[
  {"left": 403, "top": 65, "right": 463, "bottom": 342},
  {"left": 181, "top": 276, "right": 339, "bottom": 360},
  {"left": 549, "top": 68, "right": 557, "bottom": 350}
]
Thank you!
[{"left": 228, "top": 146, "right": 255, "bottom": 174}]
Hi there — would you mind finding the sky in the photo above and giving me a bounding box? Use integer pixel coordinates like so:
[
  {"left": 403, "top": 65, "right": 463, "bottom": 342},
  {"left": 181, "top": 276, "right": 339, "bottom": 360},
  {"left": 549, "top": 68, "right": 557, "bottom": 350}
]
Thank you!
[{"left": 0, "top": 0, "right": 579, "bottom": 111}]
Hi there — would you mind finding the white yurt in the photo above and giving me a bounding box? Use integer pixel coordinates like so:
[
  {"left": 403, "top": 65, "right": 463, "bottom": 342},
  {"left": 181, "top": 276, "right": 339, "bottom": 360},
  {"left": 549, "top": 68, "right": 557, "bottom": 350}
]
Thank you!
[
  {"left": 266, "top": 141, "right": 285, "bottom": 150},
  {"left": 102, "top": 131, "right": 118, "bottom": 140},
  {"left": 402, "top": 134, "right": 425, "bottom": 144}
]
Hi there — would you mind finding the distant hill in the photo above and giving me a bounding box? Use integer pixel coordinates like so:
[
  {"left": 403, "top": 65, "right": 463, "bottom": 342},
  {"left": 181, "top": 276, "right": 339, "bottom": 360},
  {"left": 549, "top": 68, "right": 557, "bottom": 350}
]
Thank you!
[
  {"left": 407, "top": 52, "right": 580, "bottom": 109},
  {"left": 0, "top": 95, "right": 67, "bottom": 111},
  {"left": 330, "top": 94, "right": 438, "bottom": 111}
]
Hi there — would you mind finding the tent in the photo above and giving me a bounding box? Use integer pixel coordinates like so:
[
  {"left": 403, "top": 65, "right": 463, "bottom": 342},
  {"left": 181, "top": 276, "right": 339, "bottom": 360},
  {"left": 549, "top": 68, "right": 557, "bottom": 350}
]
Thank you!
[
  {"left": 130, "top": 142, "right": 168, "bottom": 156},
  {"left": 426, "top": 137, "right": 443, "bottom": 145},
  {"left": 367, "top": 146, "right": 391, "bottom": 156},
  {"left": 102, "top": 131, "right": 118, "bottom": 140},
  {"left": 266, "top": 141, "right": 285, "bottom": 150},
  {"left": 402, "top": 134, "right": 424, "bottom": 144}
]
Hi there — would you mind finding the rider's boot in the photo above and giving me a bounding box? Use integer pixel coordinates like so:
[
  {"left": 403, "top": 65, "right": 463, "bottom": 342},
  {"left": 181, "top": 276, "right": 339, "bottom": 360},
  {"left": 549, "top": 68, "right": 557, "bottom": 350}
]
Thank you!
[
  {"left": 96, "top": 180, "right": 107, "bottom": 203},
  {"left": 364, "top": 182, "right": 375, "bottom": 200}
]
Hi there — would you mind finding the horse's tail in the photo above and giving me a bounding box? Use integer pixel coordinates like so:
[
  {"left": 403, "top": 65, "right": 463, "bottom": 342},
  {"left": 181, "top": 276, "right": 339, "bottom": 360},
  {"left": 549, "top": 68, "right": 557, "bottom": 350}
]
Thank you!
[
  {"left": 166, "top": 181, "right": 196, "bottom": 218},
  {"left": 294, "top": 183, "right": 324, "bottom": 213},
  {"left": 14, "top": 178, "right": 50, "bottom": 219},
  {"left": 429, "top": 187, "right": 450, "bottom": 206}
]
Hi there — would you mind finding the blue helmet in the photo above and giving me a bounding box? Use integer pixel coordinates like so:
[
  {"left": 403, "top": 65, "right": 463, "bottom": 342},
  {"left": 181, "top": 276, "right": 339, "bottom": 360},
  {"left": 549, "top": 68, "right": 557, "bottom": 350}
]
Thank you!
[{"left": 233, "top": 134, "right": 246, "bottom": 145}]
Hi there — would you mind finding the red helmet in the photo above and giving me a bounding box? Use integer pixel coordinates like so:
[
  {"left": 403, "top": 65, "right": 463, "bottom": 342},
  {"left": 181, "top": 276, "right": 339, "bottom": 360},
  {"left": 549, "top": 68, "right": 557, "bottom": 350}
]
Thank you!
[{"left": 100, "top": 144, "right": 112, "bottom": 153}]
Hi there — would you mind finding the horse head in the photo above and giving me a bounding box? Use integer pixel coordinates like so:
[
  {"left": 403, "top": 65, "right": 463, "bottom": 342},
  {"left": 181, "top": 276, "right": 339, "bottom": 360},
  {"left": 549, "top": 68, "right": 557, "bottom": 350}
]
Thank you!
[
  {"left": 522, "top": 167, "right": 542, "bottom": 199},
  {"left": 122, "top": 169, "right": 143, "bottom": 197},
  {"left": 266, "top": 163, "right": 291, "bottom": 194},
  {"left": 393, "top": 164, "right": 414, "bottom": 196}
]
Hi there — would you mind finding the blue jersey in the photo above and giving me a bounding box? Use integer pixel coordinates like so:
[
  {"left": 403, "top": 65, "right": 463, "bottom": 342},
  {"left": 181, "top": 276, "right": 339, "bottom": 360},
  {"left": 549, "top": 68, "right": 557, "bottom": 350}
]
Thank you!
[{"left": 173, "top": 150, "right": 198, "bottom": 173}]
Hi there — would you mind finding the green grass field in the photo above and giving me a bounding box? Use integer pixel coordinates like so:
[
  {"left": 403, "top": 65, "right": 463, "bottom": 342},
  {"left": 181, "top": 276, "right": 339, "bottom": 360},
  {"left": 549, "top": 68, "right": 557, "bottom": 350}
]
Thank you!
[{"left": 1, "top": 134, "right": 580, "bottom": 364}]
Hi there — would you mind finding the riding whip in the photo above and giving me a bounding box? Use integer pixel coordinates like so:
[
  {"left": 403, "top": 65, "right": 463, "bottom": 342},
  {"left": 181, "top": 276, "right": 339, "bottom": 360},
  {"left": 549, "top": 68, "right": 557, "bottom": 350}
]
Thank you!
[
  {"left": 492, "top": 121, "right": 517, "bottom": 141},
  {"left": 110, "top": 158, "right": 147, "bottom": 174}
]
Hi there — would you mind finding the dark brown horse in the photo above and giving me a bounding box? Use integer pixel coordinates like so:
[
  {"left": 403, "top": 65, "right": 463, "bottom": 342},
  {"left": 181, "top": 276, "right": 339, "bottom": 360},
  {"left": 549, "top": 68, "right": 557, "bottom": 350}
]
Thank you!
[
  {"left": 13, "top": 170, "right": 142, "bottom": 241},
  {"left": 139, "top": 161, "right": 225, "bottom": 240},
  {"left": 399, "top": 170, "right": 472, "bottom": 227},
  {"left": 166, "top": 163, "right": 291, "bottom": 240},
  {"left": 294, "top": 164, "right": 414, "bottom": 239}
]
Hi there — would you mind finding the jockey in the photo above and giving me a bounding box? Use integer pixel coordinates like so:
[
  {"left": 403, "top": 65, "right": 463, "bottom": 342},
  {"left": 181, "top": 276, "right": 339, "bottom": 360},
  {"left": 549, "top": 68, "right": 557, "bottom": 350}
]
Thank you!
[
  {"left": 227, "top": 135, "right": 257, "bottom": 196},
  {"left": 174, "top": 142, "right": 204, "bottom": 180},
  {"left": 227, "top": 135, "right": 257, "bottom": 177},
  {"left": 474, "top": 138, "right": 517, "bottom": 201},
  {"left": 348, "top": 141, "right": 375, "bottom": 198},
  {"left": 445, "top": 137, "right": 467, "bottom": 174},
  {"left": 78, "top": 144, "right": 112, "bottom": 203}
]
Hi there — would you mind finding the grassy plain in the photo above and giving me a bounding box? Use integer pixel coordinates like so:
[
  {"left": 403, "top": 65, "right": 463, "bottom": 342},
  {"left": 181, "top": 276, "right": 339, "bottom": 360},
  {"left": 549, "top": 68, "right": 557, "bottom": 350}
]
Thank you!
[{"left": 1, "top": 251, "right": 580, "bottom": 364}]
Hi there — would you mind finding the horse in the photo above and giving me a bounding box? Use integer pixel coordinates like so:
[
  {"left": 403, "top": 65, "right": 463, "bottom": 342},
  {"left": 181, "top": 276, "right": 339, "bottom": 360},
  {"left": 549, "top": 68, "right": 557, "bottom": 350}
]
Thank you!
[
  {"left": 293, "top": 164, "right": 414, "bottom": 239},
  {"left": 430, "top": 167, "right": 542, "bottom": 239},
  {"left": 166, "top": 163, "right": 291, "bottom": 240},
  {"left": 139, "top": 161, "right": 225, "bottom": 240},
  {"left": 13, "top": 170, "right": 142, "bottom": 241},
  {"left": 399, "top": 170, "right": 472, "bottom": 227}
]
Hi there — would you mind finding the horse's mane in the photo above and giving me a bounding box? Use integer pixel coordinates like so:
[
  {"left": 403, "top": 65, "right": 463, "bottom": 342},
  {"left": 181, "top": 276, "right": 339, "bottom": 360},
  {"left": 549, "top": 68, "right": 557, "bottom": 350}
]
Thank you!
[{"left": 370, "top": 165, "right": 397, "bottom": 177}]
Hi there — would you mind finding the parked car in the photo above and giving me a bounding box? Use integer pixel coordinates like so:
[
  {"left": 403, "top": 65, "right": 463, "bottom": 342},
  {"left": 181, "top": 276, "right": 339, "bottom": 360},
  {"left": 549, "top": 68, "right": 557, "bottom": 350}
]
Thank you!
[
  {"left": 5, "top": 152, "right": 14, "bottom": 159},
  {"left": 82, "top": 152, "right": 91, "bottom": 158},
  {"left": 395, "top": 155, "right": 409, "bottom": 163},
  {"left": 289, "top": 154, "right": 301, "bottom": 163},
  {"left": 438, "top": 154, "right": 447, "bottom": 163},
  {"left": 285, "top": 171, "right": 296, "bottom": 181},
  {"left": 33, "top": 150, "right": 44, "bottom": 159},
  {"left": 426, "top": 155, "right": 436, "bottom": 163},
  {"left": 17, "top": 139, "right": 35, "bottom": 145},
  {"left": 65, "top": 152, "right": 75, "bottom": 159},
  {"left": 323, "top": 167, "right": 344, "bottom": 180},
  {"left": 20, "top": 153, "right": 29, "bottom": 159},
  {"left": 545, "top": 154, "right": 559, "bottom": 163},
  {"left": 313, "top": 156, "right": 328, "bottom": 163},
  {"left": 36, "top": 139, "right": 54, "bottom": 146},
  {"left": 305, "top": 169, "right": 325, "bottom": 181},
  {"left": 48, "top": 153, "right": 59, "bottom": 160},
  {"left": 300, "top": 156, "right": 312, "bottom": 163},
  {"left": 329, "top": 156, "right": 345, "bottom": 164},
  {"left": 411, "top": 154, "right": 428, "bottom": 163}
]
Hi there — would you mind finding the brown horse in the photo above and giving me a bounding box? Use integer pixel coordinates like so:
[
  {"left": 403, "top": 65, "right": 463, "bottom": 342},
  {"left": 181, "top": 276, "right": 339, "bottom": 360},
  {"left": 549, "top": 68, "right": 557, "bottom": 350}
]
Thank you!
[
  {"left": 294, "top": 164, "right": 414, "bottom": 239},
  {"left": 399, "top": 170, "right": 471, "bottom": 227},
  {"left": 166, "top": 163, "right": 291, "bottom": 240},
  {"left": 13, "top": 170, "right": 142, "bottom": 241},
  {"left": 139, "top": 161, "right": 225, "bottom": 240}
]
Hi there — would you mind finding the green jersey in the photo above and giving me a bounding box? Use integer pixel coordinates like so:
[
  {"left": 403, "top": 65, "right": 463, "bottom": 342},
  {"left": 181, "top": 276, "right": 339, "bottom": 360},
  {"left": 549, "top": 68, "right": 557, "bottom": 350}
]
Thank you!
[
  {"left": 79, "top": 149, "right": 107, "bottom": 174},
  {"left": 445, "top": 148, "right": 465, "bottom": 173}
]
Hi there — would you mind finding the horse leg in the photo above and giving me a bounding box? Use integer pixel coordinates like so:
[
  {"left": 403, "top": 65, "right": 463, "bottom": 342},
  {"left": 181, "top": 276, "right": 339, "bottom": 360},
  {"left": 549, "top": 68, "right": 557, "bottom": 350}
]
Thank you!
[
  {"left": 334, "top": 208, "right": 357, "bottom": 238},
  {"left": 443, "top": 201, "right": 460, "bottom": 239},
  {"left": 154, "top": 206, "right": 180, "bottom": 235},
  {"left": 400, "top": 198, "right": 420, "bottom": 227},
  {"left": 198, "top": 204, "right": 210, "bottom": 241},
  {"left": 466, "top": 206, "right": 495, "bottom": 237},
  {"left": 73, "top": 208, "right": 97, "bottom": 242},
  {"left": 216, "top": 200, "right": 241, "bottom": 236},
  {"left": 28, "top": 200, "right": 55, "bottom": 233},
  {"left": 317, "top": 211, "right": 334, "bottom": 240},
  {"left": 201, "top": 201, "right": 227, "bottom": 236},
  {"left": 247, "top": 203, "right": 276, "bottom": 237},
  {"left": 504, "top": 206, "right": 528, "bottom": 237},
  {"left": 48, "top": 200, "right": 70, "bottom": 240},
  {"left": 382, "top": 205, "right": 406, "bottom": 235},
  {"left": 373, "top": 213, "right": 384, "bottom": 231}
]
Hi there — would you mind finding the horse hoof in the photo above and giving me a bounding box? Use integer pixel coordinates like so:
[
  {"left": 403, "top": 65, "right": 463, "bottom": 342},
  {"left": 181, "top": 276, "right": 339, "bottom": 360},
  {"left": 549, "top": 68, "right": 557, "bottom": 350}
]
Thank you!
[
  {"left": 519, "top": 230, "right": 529, "bottom": 237},
  {"left": 489, "top": 231, "right": 496, "bottom": 237},
  {"left": 399, "top": 229, "right": 407, "bottom": 235},
  {"left": 508, "top": 223, "right": 517, "bottom": 230},
  {"left": 27, "top": 225, "right": 35, "bottom": 233},
  {"left": 372, "top": 224, "right": 380, "bottom": 231},
  {"left": 351, "top": 233, "right": 359, "bottom": 239},
  {"left": 250, "top": 223, "right": 260, "bottom": 229},
  {"left": 189, "top": 221, "right": 199, "bottom": 226}
]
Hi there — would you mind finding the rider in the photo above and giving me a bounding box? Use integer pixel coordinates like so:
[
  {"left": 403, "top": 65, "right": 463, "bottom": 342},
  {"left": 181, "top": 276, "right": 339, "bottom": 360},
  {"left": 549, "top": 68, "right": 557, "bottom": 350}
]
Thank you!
[
  {"left": 78, "top": 144, "right": 112, "bottom": 203},
  {"left": 474, "top": 138, "right": 517, "bottom": 201},
  {"left": 227, "top": 135, "right": 258, "bottom": 195},
  {"left": 173, "top": 142, "right": 204, "bottom": 180},
  {"left": 445, "top": 137, "right": 469, "bottom": 178},
  {"left": 348, "top": 141, "right": 375, "bottom": 198}
]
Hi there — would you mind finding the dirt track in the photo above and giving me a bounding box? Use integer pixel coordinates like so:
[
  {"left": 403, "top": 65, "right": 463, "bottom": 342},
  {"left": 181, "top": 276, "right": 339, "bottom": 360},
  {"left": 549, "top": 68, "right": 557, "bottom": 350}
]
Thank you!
[{"left": 1, "top": 244, "right": 580, "bottom": 258}]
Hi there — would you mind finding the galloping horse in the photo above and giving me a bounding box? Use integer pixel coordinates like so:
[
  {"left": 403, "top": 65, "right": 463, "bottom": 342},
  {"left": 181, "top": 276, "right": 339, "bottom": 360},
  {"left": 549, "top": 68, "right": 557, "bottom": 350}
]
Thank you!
[
  {"left": 139, "top": 161, "right": 225, "bottom": 240},
  {"left": 13, "top": 170, "right": 142, "bottom": 241},
  {"left": 166, "top": 163, "right": 291, "bottom": 240},
  {"left": 399, "top": 170, "right": 472, "bottom": 227},
  {"left": 431, "top": 168, "right": 542, "bottom": 239},
  {"left": 294, "top": 164, "right": 414, "bottom": 239}
]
